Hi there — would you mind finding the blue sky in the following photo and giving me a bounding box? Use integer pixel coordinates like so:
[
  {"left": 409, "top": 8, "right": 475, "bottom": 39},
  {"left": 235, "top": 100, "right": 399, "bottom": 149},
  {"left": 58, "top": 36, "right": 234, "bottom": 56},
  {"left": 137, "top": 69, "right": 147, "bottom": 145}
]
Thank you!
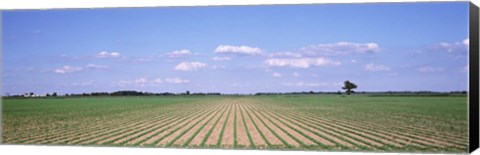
[{"left": 2, "top": 2, "right": 470, "bottom": 95}]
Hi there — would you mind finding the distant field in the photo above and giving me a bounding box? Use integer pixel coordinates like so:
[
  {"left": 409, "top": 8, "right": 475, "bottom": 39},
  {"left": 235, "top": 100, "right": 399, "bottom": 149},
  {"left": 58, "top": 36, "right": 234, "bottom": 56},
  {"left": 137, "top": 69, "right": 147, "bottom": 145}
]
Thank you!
[{"left": 1, "top": 95, "right": 468, "bottom": 152}]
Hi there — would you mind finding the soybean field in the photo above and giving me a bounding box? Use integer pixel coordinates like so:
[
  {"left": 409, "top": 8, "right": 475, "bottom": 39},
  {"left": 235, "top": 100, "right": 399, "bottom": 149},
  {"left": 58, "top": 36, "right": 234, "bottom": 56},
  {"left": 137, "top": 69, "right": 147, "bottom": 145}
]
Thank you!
[{"left": 1, "top": 95, "right": 468, "bottom": 153}]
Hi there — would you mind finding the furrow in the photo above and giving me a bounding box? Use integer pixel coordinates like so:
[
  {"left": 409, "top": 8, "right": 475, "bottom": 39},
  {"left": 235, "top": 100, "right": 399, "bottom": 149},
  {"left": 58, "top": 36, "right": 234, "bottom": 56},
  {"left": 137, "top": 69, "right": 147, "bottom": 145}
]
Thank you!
[
  {"left": 196, "top": 101, "right": 229, "bottom": 147},
  {"left": 178, "top": 104, "right": 228, "bottom": 147},
  {"left": 238, "top": 103, "right": 267, "bottom": 148},
  {"left": 140, "top": 103, "right": 222, "bottom": 146},
  {"left": 154, "top": 104, "right": 224, "bottom": 147},
  {"left": 219, "top": 101, "right": 236, "bottom": 148},
  {"left": 249, "top": 107, "right": 297, "bottom": 148},
  {"left": 234, "top": 102, "right": 251, "bottom": 148}
]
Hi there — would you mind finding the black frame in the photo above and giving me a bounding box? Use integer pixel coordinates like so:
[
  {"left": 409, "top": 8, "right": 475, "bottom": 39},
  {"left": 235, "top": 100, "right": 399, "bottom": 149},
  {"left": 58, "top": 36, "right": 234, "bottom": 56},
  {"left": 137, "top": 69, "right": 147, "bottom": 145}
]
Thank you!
[{"left": 469, "top": 2, "right": 479, "bottom": 153}]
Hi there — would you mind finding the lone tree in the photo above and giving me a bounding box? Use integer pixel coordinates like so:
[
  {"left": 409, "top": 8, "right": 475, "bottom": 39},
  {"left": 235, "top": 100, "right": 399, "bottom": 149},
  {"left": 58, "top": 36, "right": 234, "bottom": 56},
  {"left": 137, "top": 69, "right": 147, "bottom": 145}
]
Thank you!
[{"left": 342, "top": 80, "right": 358, "bottom": 95}]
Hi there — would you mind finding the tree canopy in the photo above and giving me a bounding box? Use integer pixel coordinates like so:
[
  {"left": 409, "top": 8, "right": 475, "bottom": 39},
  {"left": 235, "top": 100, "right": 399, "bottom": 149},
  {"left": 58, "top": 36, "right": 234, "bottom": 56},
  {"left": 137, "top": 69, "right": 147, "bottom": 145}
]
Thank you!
[{"left": 341, "top": 80, "right": 358, "bottom": 95}]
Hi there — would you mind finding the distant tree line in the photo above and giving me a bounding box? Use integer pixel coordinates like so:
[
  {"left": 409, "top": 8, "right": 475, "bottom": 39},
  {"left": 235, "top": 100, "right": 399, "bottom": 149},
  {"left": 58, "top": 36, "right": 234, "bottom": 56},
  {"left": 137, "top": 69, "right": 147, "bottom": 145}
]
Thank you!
[
  {"left": 255, "top": 91, "right": 340, "bottom": 96},
  {"left": 65, "top": 90, "right": 222, "bottom": 97},
  {"left": 254, "top": 90, "right": 467, "bottom": 96},
  {"left": 4, "top": 90, "right": 467, "bottom": 98}
]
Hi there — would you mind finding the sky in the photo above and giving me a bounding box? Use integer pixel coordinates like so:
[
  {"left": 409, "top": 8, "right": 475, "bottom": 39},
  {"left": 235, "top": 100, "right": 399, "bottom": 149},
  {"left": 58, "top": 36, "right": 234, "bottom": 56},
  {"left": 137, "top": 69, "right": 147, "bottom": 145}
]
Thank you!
[{"left": 2, "top": 2, "right": 470, "bottom": 95}]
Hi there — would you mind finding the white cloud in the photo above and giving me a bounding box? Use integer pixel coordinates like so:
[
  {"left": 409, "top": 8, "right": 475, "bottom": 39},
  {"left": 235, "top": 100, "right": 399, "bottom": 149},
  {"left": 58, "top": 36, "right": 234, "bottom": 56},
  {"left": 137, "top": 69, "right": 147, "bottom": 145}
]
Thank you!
[
  {"left": 463, "top": 38, "right": 469, "bottom": 46},
  {"left": 118, "top": 80, "right": 132, "bottom": 86},
  {"left": 268, "top": 52, "right": 302, "bottom": 58},
  {"left": 54, "top": 66, "right": 83, "bottom": 74},
  {"left": 165, "top": 77, "right": 190, "bottom": 84},
  {"left": 292, "top": 72, "right": 301, "bottom": 77},
  {"left": 300, "top": 42, "right": 381, "bottom": 56},
  {"left": 126, "top": 58, "right": 153, "bottom": 63},
  {"left": 230, "top": 83, "right": 243, "bottom": 87},
  {"left": 174, "top": 62, "right": 207, "bottom": 71},
  {"left": 211, "top": 65, "right": 227, "bottom": 70},
  {"left": 117, "top": 78, "right": 157, "bottom": 87},
  {"left": 212, "top": 56, "right": 231, "bottom": 61},
  {"left": 55, "top": 64, "right": 108, "bottom": 74},
  {"left": 229, "top": 83, "right": 251, "bottom": 88},
  {"left": 86, "top": 64, "right": 108, "bottom": 69},
  {"left": 134, "top": 78, "right": 148, "bottom": 86},
  {"left": 272, "top": 72, "right": 282, "bottom": 77},
  {"left": 167, "top": 49, "right": 192, "bottom": 58},
  {"left": 350, "top": 59, "right": 358, "bottom": 63},
  {"left": 72, "top": 80, "right": 96, "bottom": 87},
  {"left": 432, "top": 39, "right": 469, "bottom": 53},
  {"left": 417, "top": 66, "right": 444, "bottom": 73},
  {"left": 282, "top": 82, "right": 329, "bottom": 87},
  {"left": 153, "top": 78, "right": 163, "bottom": 84},
  {"left": 214, "top": 45, "right": 263, "bottom": 55},
  {"left": 264, "top": 57, "right": 341, "bottom": 68},
  {"left": 96, "top": 51, "right": 121, "bottom": 58},
  {"left": 364, "top": 63, "right": 390, "bottom": 72}
]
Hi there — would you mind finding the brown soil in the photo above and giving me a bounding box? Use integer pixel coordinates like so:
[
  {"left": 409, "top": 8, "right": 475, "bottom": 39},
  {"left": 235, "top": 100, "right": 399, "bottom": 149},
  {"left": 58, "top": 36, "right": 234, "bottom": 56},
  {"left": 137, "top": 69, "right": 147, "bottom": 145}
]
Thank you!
[
  {"left": 172, "top": 104, "right": 227, "bottom": 146},
  {"left": 292, "top": 110, "right": 463, "bottom": 149},
  {"left": 79, "top": 115, "right": 171, "bottom": 145},
  {"left": 140, "top": 104, "right": 216, "bottom": 146},
  {"left": 188, "top": 104, "right": 228, "bottom": 146},
  {"left": 21, "top": 105, "right": 188, "bottom": 144},
  {"left": 155, "top": 104, "right": 224, "bottom": 146},
  {"left": 220, "top": 100, "right": 236, "bottom": 148},
  {"left": 125, "top": 108, "right": 206, "bottom": 145},
  {"left": 265, "top": 107, "right": 371, "bottom": 148},
  {"left": 28, "top": 113, "right": 157, "bottom": 144},
  {"left": 238, "top": 103, "right": 267, "bottom": 147},
  {"left": 65, "top": 116, "right": 157, "bottom": 145},
  {"left": 204, "top": 103, "right": 232, "bottom": 146},
  {"left": 257, "top": 110, "right": 316, "bottom": 146},
  {"left": 244, "top": 104, "right": 283, "bottom": 146},
  {"left": 253, "top": 103, "right": 356, "bottom": 148},
  {"left": 234, "top": 102, "right": 251, "bottom": 147},
  {"left": 310, "top": 117, "right": 403, "bottom": 147},
  {"left": 113, "top": 114, "right": 183, "bottom": 144},
  {"left": 314, "top": 115, "right": 425, "bottom": 148},
  {"left": 99, "top": 111, "right": 192, "bottom": 145},
  {"left": 261, "top": 110, "right": 335, "bottom": 146},
  {"left": 250, "top": 109, "right": 300, "bottom": 147}
]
